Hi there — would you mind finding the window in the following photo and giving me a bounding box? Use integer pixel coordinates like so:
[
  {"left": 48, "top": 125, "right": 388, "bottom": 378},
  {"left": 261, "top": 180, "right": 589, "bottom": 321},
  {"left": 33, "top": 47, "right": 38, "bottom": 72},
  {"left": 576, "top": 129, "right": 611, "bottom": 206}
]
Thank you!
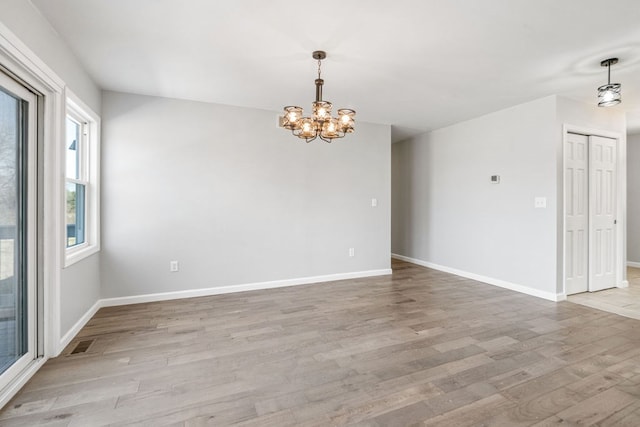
[
  {"left": 65, "top": 114, "right": 86, "bottom": 247},
  {"left": 65, "top": 92, "right": 100, "bottom": 266}
]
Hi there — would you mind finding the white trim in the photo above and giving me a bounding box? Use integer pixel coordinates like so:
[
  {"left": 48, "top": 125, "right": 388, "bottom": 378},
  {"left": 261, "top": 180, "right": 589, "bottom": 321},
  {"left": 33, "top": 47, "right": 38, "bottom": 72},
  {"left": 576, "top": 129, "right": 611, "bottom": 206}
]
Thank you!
[
  {"left": 618, "top": 280, "right": 629, "bottom": 289},
  {"left": 562, "top": 124, "right": 622, "bottom": 140},
  {"left": 627, "top": 261, "right": 640, "bottom": 268},
  {"left": 64, "top": 90, "right": 101, "bottom": 267},
  {"left": 100, "top": 269, "right": 393, "bottom": 307},
  {"left": 392, "top": 254, "right": 565, "bottom": 302},
  {"left": 46, "top": 91, "right": 65, "bottom": 358},
  {"left": 0, "top": 22, "right": 64, "bottom": 90},
  {"left": 58, "top": 300, "right": 102, "bottom": 353}
]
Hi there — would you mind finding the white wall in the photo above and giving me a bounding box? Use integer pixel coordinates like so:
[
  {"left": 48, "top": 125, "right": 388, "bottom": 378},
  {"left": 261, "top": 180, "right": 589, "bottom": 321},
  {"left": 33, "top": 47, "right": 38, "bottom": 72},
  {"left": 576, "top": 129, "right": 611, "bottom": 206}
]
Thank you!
[
  {"left": 392, "top": 96, "right": 558, "bottom": 297},
  {"left": 556, "top": 97, "right": 626, "bottom": 135},
  {"left": 392, "top": 95, "right": 627, "bottom": 299},
  {"left": 629, "top": 133, "right": 640, "bottom": 264},
  {"left": 100, "top": 91, "right": 391, "bottom": 299},
  {"left": 0, "top": 0, "right": 100, "bottom": 113},
  {"left": 60, "top": 255, "right": 100, "bottom": 333},
  {"left": 0, "top": 2, "right": 102, "bottom": 338}
]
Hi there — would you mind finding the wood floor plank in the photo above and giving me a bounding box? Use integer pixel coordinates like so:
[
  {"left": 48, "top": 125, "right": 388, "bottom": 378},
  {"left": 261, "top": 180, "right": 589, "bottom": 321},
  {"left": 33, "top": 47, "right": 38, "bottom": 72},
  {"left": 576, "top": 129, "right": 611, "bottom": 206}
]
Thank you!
[
  {"left": 1, "top": 259, "right": 640, "bottom": 425},
  {"left": 553, "top": 387, "right": 637, "bottom": 425}
]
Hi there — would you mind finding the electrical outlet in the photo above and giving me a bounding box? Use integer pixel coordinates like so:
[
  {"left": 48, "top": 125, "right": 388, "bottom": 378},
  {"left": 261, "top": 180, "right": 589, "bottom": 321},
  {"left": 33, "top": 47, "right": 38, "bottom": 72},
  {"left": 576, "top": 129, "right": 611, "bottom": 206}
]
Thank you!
[
  {"left": 349, "top": 248, "right": 355, "bottom": 257},
  {"left": 170, "top": 260, "right": 179, "bottom": 272},
  {"left": 371, "top": 198, "right": 378, "bottom": 207}
]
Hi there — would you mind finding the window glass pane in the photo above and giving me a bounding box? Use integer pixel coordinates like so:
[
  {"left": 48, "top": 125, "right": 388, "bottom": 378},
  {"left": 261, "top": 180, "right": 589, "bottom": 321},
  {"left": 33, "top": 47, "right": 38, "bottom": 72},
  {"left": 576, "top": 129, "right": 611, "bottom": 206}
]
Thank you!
[
  {"left": 65, "top": 117, "right": 80, "bottom": 179},
  {"left": 66, "top": 182, "right": 85, "bottom": 247},
  {"left": 0, "top": 86, "right": 28, "bottom": 373}
]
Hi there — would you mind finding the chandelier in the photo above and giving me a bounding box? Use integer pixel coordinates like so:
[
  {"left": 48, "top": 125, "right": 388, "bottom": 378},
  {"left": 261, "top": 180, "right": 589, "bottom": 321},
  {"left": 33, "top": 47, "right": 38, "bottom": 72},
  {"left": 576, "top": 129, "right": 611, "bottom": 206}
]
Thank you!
[
  {"left": 281, "top": 51, "right": 355, "bottom": 143},
  {"left": 597, "top": 58, "right": 621, "bottom": 107}
]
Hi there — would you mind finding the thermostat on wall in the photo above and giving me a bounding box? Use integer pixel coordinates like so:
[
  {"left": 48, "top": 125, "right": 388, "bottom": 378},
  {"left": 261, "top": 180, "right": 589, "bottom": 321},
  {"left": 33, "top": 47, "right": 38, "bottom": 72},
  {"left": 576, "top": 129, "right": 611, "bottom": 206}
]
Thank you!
[{"left": 490, "top": 175, "right": 500, "bottom": 183}]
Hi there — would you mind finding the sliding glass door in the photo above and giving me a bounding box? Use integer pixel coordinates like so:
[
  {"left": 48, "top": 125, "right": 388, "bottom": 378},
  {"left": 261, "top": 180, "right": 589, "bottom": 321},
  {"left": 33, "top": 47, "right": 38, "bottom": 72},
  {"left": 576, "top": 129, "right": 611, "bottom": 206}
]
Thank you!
[{"left": 0, "top": 70, "right": 37, "bottom": 391}]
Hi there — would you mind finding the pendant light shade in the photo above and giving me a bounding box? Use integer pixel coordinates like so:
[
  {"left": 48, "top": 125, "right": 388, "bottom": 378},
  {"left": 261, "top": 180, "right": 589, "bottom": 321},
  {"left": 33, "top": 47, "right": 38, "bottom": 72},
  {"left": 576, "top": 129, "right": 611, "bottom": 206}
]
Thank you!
[{"left": 597, "top": 58, "right": 621, "bottom": 107}]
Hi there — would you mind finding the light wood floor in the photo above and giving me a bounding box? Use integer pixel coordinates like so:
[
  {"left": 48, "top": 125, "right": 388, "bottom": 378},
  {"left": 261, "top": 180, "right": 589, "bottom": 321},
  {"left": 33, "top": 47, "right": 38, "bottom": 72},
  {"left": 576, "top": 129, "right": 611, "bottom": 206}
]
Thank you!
[
  {"left": 569, "top": 267, "right": 640, "bottom": 320},
  {"left": 2, "top": 259, "right": 640, "bottom": 426}
]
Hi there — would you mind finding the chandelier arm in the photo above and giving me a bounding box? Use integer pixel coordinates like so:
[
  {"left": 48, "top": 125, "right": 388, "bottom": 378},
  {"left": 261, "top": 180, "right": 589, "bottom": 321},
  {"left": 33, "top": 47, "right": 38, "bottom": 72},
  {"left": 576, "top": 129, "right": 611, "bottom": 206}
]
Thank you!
[{"left": 292, "top": 129, "right": 310, "bottom": 140}]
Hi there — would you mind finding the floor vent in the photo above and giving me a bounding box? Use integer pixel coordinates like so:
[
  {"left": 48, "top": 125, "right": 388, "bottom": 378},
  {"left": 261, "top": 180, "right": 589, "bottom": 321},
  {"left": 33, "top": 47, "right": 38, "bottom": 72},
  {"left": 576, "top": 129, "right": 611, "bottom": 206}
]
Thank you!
[{"left": 70, "top": 339, "right": 94, "bottom": 355}]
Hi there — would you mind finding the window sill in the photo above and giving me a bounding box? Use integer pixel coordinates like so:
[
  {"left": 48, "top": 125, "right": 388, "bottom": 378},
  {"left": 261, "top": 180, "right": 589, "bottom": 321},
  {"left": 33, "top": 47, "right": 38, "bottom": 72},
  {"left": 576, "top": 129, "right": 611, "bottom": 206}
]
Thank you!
[{"left": 64, "top": 244, "right": 100, "bottom": 268}]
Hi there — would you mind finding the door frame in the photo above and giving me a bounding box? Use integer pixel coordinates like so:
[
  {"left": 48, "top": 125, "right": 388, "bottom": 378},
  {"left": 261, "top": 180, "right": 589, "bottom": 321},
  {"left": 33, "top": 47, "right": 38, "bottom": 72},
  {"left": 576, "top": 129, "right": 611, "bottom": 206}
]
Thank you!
[
  {"left": 562, "top": 124, "right": 628, "bottom": 297},
  {"left": 0, "top": 22, "right": 65, "bottom": 407}
]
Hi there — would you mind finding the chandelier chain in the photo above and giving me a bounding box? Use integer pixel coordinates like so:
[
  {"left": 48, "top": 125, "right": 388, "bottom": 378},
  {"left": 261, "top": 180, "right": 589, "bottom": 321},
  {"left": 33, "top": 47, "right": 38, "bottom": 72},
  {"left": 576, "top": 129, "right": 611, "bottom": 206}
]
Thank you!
[{"left": 317, "top": 58, "right": 322, "bottom": 79}]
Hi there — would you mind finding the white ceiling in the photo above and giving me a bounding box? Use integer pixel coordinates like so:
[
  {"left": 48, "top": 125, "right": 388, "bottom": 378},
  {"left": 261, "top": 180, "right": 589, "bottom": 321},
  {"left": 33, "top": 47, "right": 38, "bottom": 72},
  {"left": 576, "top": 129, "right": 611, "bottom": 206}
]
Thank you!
[{"left": 32, "top": 0, "right": 640, "bottom": 141}]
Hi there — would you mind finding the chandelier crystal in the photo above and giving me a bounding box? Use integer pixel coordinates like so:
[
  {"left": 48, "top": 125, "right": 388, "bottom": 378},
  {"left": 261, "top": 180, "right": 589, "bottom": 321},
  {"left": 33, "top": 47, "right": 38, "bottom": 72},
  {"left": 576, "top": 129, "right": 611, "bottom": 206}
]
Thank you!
[
  {"left": 597, "top": 58, "right": 621, "bottom": 107},
  {"left": 281, "top": 51, "right": 355, "bottom": 143}
]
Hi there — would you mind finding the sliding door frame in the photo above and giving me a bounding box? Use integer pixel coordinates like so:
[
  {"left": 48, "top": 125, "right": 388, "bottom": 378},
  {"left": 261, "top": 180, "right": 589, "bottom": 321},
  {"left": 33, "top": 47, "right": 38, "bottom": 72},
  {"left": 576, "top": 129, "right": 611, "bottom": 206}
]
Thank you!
[
  {"left": 0, "top": 22, "right": 65, "bottom": 407},
  {"left": 0, "top": 69, "right": 38, "bottom": 393}
]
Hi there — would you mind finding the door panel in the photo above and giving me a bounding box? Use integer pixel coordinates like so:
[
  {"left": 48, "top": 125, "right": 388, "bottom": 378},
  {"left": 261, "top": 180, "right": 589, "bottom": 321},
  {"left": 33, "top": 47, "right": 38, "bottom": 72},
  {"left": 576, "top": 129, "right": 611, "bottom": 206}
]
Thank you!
[
  {"left": 0, "top": 70, "right": 37, "bottom": 391},
  {"left": 589, "top": 135, "right": 616, "bottom": 292},
  {"left": 565, "top": 133, "right": 588, "bottom": 294}
]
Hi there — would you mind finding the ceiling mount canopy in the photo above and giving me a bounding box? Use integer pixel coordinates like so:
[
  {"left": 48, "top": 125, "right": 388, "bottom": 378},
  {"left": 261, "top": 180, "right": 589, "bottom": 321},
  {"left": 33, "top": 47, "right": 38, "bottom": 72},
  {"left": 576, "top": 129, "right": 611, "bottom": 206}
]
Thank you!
[
  {"left": 281, "top": 50, "right": 355, "bottom": 143},
  {"left": 597, "top": 57, "right": 621, "bottom": 107}
]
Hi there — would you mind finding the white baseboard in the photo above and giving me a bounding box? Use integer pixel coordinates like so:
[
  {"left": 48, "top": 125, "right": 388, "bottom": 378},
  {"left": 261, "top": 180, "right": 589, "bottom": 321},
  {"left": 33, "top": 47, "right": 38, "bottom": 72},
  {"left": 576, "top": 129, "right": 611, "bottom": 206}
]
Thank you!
[
  {"left": 627, "top": 261, "right": 640, "bottom": 268},
  {"left": 100, "top": 268, "right": 392, "bottom": 308},
  {"left": 58, "top": 299, "right": 102, "bottom": 356},
  {"left": 618, "top": 280, "right": 629, "bottom": 289},
  {"left": 392, "top": 253, "right": 564, "bottom": 302}
]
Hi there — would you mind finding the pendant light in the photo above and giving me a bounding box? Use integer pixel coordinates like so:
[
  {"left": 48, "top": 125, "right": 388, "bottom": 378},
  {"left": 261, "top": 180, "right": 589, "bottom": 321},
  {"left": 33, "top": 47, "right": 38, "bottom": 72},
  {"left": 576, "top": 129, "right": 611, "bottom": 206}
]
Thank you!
[{"left": 598, "top": 58, "right": 621, "bottom": 107}]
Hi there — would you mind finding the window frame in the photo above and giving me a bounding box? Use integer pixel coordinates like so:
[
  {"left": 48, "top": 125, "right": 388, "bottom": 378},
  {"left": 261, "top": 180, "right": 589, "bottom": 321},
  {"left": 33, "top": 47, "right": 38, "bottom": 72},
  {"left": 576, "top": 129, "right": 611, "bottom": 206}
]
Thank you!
[
  {"left": 64, "top": 91, "right": 100, "bottom": 267},
  {"left": 65, "top": 110, "right": 87, "bottom": 249}
]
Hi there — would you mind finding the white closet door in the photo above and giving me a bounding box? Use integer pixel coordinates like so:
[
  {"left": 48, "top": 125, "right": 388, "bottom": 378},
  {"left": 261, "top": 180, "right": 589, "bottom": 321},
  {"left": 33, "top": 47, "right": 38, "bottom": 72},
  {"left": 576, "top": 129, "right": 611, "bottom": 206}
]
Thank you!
[
  {"left": 589, "top": 135, "right": 617, "bottom": 292},
  {"left": 565, "top": 133, "right": 588, "bottom": 294}
]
